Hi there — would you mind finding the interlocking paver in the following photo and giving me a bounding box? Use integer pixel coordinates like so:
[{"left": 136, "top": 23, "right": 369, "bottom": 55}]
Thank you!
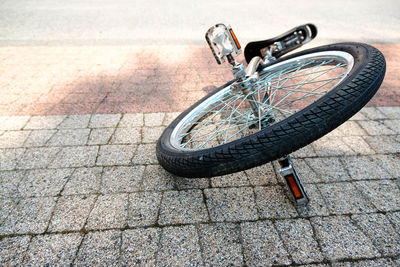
[
  {"left": 357, "top": 120, "right": 396, "bottom": 135},
  {"left": 377, "top": 106, "right": 400, "bottom": 119},
  {"left": 275, "top": 218, "right": 324, "bottom": 264},
  {"left": 128, "top": 191, "right": 162, "bottom": 227},
  {"left": 354, "top": 180, "right": 400, "bottom": 212},
  {"left": 0, "top": 170, "right": 25, "bottom": 197},
  {"left": 0, "top": 199, "right": 17, "bottom": 224},
  {"left": 387, "top": 211, "right": 400, "bottom": 232},
  {"left": 110, "top": 127, "right": 141, "bottom": 144},
  {"left": 332, "top": 258, "right": 397, "bottom": 267},
  {"left": 89, "top": 114, "right": 121, "bottom": 128},
  {"left": 336, "top": 121, "right": 367, "bottom": 136},
  {"left": 317, "top": 182, "right": 376, "bottom": 214},
  {"left": 254, "top": 185, "right": 298, "bottom": 219},
  {"left": 0, "top": 236, "right": 31, "bottom": 265},
  {"left": 16, "top": 147, "right": 61, "bottom": 169},
  {"left": 62, "top": 167, "right": 102, "bottom": 195},
  {"left": 96, "top": 144, "right": 136, "bottom": 165},
  {"left": 131, "top": 143, "right": 157, "bottom": 164},
  {"left": 305, "top": 157, "right": 351, "bottom": 182},
  {"left": 341, "top": 155, "right": 391, "bottom": 180},
  {"left": 296, "top": 184, "right": 330, "bottom": 217},
  {"left": 24, "top": 115, "right": 65, "bottom": 130},
  {"left": 204, "top": 187, "right": 258, "bottom": 222},
  {"left": 0, "top": 148, "right": 25, "bottom": 170},
  {"left": 372, "top": 154, "right": 400, "bottom": 178},
  {"left": 101, "top": 166, "right": 144, "bottom": 193},
  {"left": 141, "top": 164, "right": 176, "bottom": 191},
  {"left": 211, "top": 171, "right": 250, "bottom": 187},
  {"left": 86, "top": 193, "right": 128, "bottom": 230},
  {"left": 87, "top": 127, "right": 114, "bottom": 145},
  {"left": 363, "top": 135, "right": 400, "bottom": 154},
  {"left": 311, "top": 136, "right": 354, "bottom": 157},
  {"left": 341, "top": 136, "right": 375, "bottom": 155},
  {"left": 0, "top": 116, "right": 30, "bottom": 130},
  {"left": 244, "top": 162, "right": 278, "bottom": 185},
  {"left": 360, "top": 107, "right": 387, "bottom": 120},
  {"left": 119, "top": 113, "right": 144, "bottom": 127},
  {"left": 199, "top": 223, "right": 244, "bottom": 266},
  {"left": 311, "top": 216, "right": 380, "bottom": 261},
  {"left": 142, "top": 126, "right": 165, "bottom": 143},
  {"left": 0, "top": 130, "right": 31, "bottom": 148},
  {"left": 47, "top": 128, "right": 90, "bottom": 146},
  {"left": 49, "top": 145, "right": 98, "bottom": 168},
  {"left": 18, "top": 168, "right": 73, "bottom": 197},
  {"left": 23, "top": 233, "right": 83, "bottom": 265},
  {"left": 58, "top": 114, "right": 91, "bottom": 129},
  {"left": 383, "top": 119, "right": 400, "bottom": 133},
  {"left": 352, "top": 213, "right": 400, "bottom": 256},
  {"left": 158, "top": 189, "right": 209, "bottom": 225},
  {"left": 0, "top": 197, "right": 56, "bottom": 235},
  {"left": 75, "top": 230, "right": 121, "bottom": 266},
  {"left": 23, "top": 129, "right": 56, "bottom": 147},
  {"left": 121, "top": 228, "right": 161, "bottom": 266},
  {"left": 48, "top": 195, "right": 97, "bottom": 232},
  {"left": 241, "top": 220, "right": 291, "bottom": 266},
  {"left": 144, "top": 112, "right": 165, "bottom": 126},
  {"left": 174, "top": 176, "right": 210, "bottom": 190},
  {"left": 157, "top": 225, "right": 203, "bottom": 266}
]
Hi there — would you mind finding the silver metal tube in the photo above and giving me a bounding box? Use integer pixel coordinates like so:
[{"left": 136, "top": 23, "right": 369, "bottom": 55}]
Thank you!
[{"left": 245, "top": 56, "right": 264, "bottom": 77}]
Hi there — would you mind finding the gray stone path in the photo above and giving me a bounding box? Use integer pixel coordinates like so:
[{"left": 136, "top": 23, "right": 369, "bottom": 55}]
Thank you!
[{"left": 0, "top": 106, "right": 399, "bottom": 265}]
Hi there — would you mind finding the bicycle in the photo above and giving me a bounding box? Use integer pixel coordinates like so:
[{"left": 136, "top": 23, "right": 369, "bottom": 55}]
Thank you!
[{"left": 156, "top": 23, "right": 386, "bottom": 205}]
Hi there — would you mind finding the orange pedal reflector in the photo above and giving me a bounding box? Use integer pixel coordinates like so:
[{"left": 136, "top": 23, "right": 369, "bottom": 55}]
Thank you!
[
  {"left": 285, "top": 175, "right": 303, "bottom": 199},
  {"left": 229, "top": 29, "right": 241, "bottom": 50}
]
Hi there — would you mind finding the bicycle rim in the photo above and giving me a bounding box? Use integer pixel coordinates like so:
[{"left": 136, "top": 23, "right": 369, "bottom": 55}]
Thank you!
[{"left": 170, "top": 51, "right": 354, "bottom": 151}]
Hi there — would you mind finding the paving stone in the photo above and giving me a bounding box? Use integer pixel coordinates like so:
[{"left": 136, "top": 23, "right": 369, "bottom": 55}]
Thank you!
[
  {"left": 341, "top": 136, "right": 375, "bottom": 155},
  {"left": 291, "top": 144, "right": 318, "bottom": 158},
  {"left": 141, "top": 165, "right": 176, "bottom": 191},
  {"left": 0, "top": 130, "right": 31, "bottom": 148},
  {"left": 62, "top": 167, "right": 102, "bottom": 195},
  {"left": 75, "top": 230, "right": 121, "bottom": 266},
  {"left": 297, "top": 184, "right": 330, "bottom": 217},
  {"left": 351, "top": 213, "right": 400, "bottom": 256},
  {"left": 89, "top": 113, "right": 121, "bottom": 128},
  {"left": 159, "top": 189, "right": 209, "bottom": 225},
  {"left": 57, "top": 114, "right": 91, "bottom": 129},
  {"left": 96, "top": 144, "right": 136, "bottom": 166},
  {"left": 87, "top": 127, "right": 114, "bottom": 145},
  {"left": 332, "top": 258, "right": 396, "bottom": 267},
  {"left": 305, "top": 157, "right": 351, "bottom": 182},
  {"left": 0, "top": 197, "right": 56, "bottom": 234},
  {"left": 23, "top": 129, "right": 56, "bottom": 147},
  {"left": 0, "top": 170, "right": 25, "bottom": 197},
  {"left": 174, "top": 176, "right": 210, "bottom": 190},
  {"left": 348, "top": 111, "right": 367, "bottom": 121},
  {"left": 341, "top": 156, "right": 391, "bottom": 180},
  {"left": 336, "top": 121, "right": 367, "bottom": 136},
  {"left": 157, "top": 225, "right": 203, "bottom": 266},
  {"left": 291, "top": 159, "right": 321, "bottom": 183},
  {"left": 0, "top": 148, "right": 25, "bottom": 170},
  {"left": 244, "top": 163, "right": 278, "bottom": 185},
  {"left": 317, "top": 182, "right": 375, "bottom": 215},
  {"left": 48, "top": 195, "right": 97, "bottom": 232},
  {"left": 128, "top": 191, "right": 162, "bottom": 227},
  {"left": 144, "top": 112, "right": 165, "bottom": 126},
  {"left": 142, "top": 126, "right": 164, "bottom": 143},
  {"left": 311, "top": 216, "right": 380, "bottom": 261},
  {"left": 254, "top": 185, "right": 298, "bottom": 219},
  {"left": 0, "top": 235, "right": 31, "bottom": 265},
  {"left": 121, "top": 228, "right": 161, "bottom": 266},
  {"left": 363, "top": 135, "right": 400, "bottom": 154},
  {"left": 211, "top": 171, "right": 250, "bottom": 187},
  {"left": 204, "top": 187, "right": 258, "bottom": 222},
  {"left": 198, "top": 223, "right": 243, "bottom": 266},
  {"left": 360, "top": 107, "right": 387, "bottom": 120},
  {"left": 110, "top": 127, "right": 141, "bottom": 144},
  {"left": 131, "top": 143, "right": 158, "bottom": 164},
  {"left": 0, "top": 198, "right": 17, "bottom": 224},
  {"left": 23, "top": 233, "right": 83, "bottom": 265},
  {"left": 372, "top": 154, "right": 400, "bottom": 178},
  {"left": 383, "top": 119, "right": 400, "bottom": 134},
  {"left": 241, "top": 220, "right": 291, "bottom": 266},
  {"left": 86, "top": 194, "right": 128, "bottom": 230},
  {"left": 118, "top": 113, "right": 143, "bottom": 127},
  {"left": 275, "top": 218, "right": 324, "bottom": 264},
  {"left": 163, "top": 112, "right": 180, "bottom": 126},
  {"left": 387, "top": 211, "right": 400, "bottom": 232},
  {"left": 354, "top": 180, "right": 400, "bottom": 212},
  {"left": 101, "top": 166, "right": 144, "bottom": 193},
  {"left": 311, "top": 136, "right": 353, "bottom": 156},
  {"left": 377, "top": 106, "right": 400, "bottom": 119},
  {"left": 49, "top": 146, "right": 98, "bottom": 168},
  {"left": 47, "top": 128, "right": 90, "bottom": 146},
  {"left": 357, "top": 120, "right": 396, "bottom": 135},
  {"left": 18, "top": 168, "right": 73, "bottom": 197},
  {"left": 16, "top": 147, "right": 61, "bottom": 169},
  {"left": 24, "top": 115, "right": 65, "bottom": 130},
  {"left": 0, "top": 116, "right": 30, "bottom": 130}
]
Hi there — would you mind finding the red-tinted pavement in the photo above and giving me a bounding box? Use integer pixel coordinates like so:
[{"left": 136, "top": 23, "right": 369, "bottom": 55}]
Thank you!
[{"left": 0, "top": 44, "right": 398, "bottom": 116}]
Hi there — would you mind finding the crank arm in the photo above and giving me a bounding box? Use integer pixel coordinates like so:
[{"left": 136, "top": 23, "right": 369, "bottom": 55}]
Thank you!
[{"left": 244, "top": 23, "right": 317, "bottom": 63}]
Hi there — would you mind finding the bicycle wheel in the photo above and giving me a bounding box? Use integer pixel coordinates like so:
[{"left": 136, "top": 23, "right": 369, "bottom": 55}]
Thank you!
[{"left": 156, "top": 43, "right": 386, "bottom": 178}]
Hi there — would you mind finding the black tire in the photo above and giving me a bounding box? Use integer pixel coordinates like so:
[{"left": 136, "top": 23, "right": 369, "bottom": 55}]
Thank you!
[{"left": 156, "top": 43, "right": 386, "bottom": 178}]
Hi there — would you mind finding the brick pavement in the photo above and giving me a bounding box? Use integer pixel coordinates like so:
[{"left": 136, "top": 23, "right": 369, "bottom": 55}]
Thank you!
[{"left": 0, "top": 44, "right": 400, "bottom": 266}]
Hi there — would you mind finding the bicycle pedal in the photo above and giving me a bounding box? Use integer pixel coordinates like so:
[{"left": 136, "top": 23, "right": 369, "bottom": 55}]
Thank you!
[
  {"left": 278, "top": 156, "right": 309, "bottom": 205},
  {"left": 205, "top": 23, "right": 242, "bottom": 64}
]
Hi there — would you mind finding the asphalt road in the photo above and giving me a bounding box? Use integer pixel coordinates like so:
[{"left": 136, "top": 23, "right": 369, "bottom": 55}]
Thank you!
[{"left": 0, "top": 0, "right": 399, "bottom": 45}]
